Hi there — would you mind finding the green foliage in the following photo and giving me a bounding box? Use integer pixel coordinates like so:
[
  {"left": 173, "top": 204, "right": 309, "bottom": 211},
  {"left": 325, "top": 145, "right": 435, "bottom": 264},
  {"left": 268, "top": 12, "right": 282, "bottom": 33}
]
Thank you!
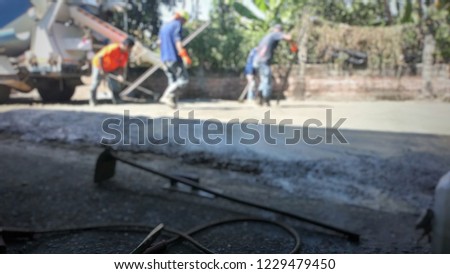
[
  {"left": 314, "top": 0, "right": 386, "bottom": 26},
  {"left": 401, "top": 0, "right": 414, "bottom": 23},
  {"left": 186, "top": 0, "right": 450, "bottom": 72},
  {"left": 431, "top": 6, "right": 450, "bottom": 61},
  {"left": 254, "top": 0, "right": 269, "bottom": 12},
  {"left": 187, "top": 0, "right": 307, "bottom": 72},
  {"left": 126, "top": 0, "right": 161, "bottom": 38},
  {"left": 187, "top": 24, "right": 247, "bottom": 71},
  {"left": 109, "top": 0, "right": 161, "bottom": 46},
  {"left": 232, "top": 2, "right": 262, "bottom": 21},
  {"left": 187, "top": 1, "right": 263, "bottom": 72},
  {"left": 231, "top": 0, "right": 306, "bottom": 31}
]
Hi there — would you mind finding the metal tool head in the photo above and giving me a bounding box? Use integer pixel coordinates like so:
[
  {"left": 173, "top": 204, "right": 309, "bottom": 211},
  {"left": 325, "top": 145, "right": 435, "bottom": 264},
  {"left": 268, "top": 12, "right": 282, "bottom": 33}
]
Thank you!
[{"left": 94, "top": 149, "right": 117, "bottom": 183}]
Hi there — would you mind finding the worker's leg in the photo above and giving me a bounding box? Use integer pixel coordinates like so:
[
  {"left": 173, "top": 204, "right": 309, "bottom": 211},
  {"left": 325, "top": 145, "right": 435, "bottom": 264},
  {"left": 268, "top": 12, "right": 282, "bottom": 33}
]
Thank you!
[
  {"left": 246, "top": 74, "right": 256, "bottom": 101},
  {"left": 172, "top": 62, "right": 189, "bottom": 107},
  {"left": 160, "top": 62, "right": 179, "bottom": 108},
  {"left": 175, "top": 62, "right": 189, "bottom": 89},
  {"left": 160, "top": 61, "right": 188, "bottom": 108},
  {"left": 89, "top": 67, "right": 102, "bottom": 106},
  {"left": 258, "top": 63, "right": 272, "bottom": 106},
  {"left": 160, "top": 62, "right": 177, "bottom": 99},
  {"left": 106, "top": 73, "right": 122, "bottom": 104}
]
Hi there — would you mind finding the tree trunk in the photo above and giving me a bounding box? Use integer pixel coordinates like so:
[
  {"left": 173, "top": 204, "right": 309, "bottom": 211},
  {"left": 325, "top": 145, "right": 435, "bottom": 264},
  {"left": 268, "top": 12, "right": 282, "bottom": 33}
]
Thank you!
[
  {"left": 218, "top": 0, "right": 226, "bottom": 33},
  {"left": 294, "top": 14, "right": 311, "bottom": 100},
  {"left": 421, "top": 32, "right": 436, "bottom": 97},
  {"left": 383, "top": 0, "right": 393, "bottom": 24},
  {"left": 417, "top": 0, "right": 424, "bottom": 19}
]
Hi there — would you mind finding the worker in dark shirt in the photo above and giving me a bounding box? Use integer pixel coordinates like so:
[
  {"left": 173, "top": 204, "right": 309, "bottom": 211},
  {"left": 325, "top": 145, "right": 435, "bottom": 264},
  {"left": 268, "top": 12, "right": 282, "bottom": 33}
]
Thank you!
[
  {"left": 158, "top": 10, "right": 192, "bottom": 109},
  {"left": 254, "top": 24, "right": 297, "bottom": 106}
]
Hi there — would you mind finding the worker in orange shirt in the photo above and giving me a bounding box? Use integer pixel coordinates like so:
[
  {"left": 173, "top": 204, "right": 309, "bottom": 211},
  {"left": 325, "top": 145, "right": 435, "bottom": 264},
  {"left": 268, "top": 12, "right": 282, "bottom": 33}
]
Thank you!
[{"left": 89, "top": 37, "right": 135, "bottom": 106}]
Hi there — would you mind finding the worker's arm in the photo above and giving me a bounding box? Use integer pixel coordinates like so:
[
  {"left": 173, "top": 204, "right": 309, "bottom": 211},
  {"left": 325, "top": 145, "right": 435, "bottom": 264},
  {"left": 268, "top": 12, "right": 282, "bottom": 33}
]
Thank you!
[
  {"left": 175, "top": 24, "right": 192, "bottom": 67},
  {"left": 176, "top": 40, "right": 184, "bottom": 54},
  {"left": 177, "top": 40, "right": 192, "bottom": 67},
  {"left": 283, "top": 33, "right": 293, "bottom": 41},
  {"left": 283, "top": 34, "right": 298, "bottom": 53}
]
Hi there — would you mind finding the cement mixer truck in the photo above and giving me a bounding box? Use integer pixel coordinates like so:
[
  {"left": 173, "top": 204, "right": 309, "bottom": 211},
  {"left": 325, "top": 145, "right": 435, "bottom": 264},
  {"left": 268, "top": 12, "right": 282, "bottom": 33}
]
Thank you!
[{"left": 0, "top": 0, "right": 162, "bottom": 103}]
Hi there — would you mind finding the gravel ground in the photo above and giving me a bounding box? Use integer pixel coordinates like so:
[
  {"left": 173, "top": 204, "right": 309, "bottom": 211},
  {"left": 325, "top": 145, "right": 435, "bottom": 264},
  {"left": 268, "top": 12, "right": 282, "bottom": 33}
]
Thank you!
[{"left": 1, "top": 94, "right": 449, "bottom": 254}]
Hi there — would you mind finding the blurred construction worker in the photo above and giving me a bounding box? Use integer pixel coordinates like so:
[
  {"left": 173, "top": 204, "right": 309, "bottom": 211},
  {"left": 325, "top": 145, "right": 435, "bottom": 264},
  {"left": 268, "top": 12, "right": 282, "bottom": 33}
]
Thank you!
[
  {"left": 89, "top": 37, "right": 135, "bottom": 106},
  {"left": 158, "top": 10, "right": 191, "bottom": 109},
  {"left": 244, "top": 47, "right": 258, "bottom": 102},
  {"left": 254, "top": 24, "right": 297, "bottom": 106}
]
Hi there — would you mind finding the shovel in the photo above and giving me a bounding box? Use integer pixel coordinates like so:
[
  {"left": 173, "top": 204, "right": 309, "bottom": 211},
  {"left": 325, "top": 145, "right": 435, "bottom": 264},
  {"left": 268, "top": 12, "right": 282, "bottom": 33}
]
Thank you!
[
  {"left": 237, "top": 83, "right": 249, "bottom": 103},
  {"left": 94, "top": 149, "right": 117, "bottom": 183},
  {"left": 94, "top": 149, "right": 360, "bottom": 242},
  {"left": 107, "top": 74, "right": 159, "bottom": 101}
]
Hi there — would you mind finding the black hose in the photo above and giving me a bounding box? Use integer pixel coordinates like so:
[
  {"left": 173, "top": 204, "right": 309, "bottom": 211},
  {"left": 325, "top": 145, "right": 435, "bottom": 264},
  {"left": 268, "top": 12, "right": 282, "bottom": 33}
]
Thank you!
[
  {"left": 3, "top": 217, "right": 301, "bottom": 254},
  {"left": 155, "top": 217, "right": 302, "bottom": 254},
  {"left": 111, "top": 152, "right": 359, "bottom": 242}
]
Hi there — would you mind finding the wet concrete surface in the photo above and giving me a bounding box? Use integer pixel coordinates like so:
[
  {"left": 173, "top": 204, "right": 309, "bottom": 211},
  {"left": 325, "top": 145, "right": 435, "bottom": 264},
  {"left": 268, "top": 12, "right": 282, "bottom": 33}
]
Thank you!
[
  {"left": 1, "top": 109, "right": 449, "bottom": 216},
  {"left": 1, "top": 99, "right": 449, "bottom": 253},
  {"left": 0, "top": 134, "right": 434, "bottom": 253}
]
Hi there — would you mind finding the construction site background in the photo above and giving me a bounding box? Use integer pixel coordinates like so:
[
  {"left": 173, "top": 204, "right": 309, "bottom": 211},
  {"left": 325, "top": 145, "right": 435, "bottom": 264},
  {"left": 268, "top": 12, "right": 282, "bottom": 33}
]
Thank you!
[{"left": 128, "top": 64, "right": 450, "bottom": 101}]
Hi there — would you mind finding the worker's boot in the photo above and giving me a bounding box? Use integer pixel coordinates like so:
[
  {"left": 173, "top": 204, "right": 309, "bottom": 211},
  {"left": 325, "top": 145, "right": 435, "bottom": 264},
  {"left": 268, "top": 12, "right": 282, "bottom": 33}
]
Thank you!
[
  {"left": 159, "top": 94, "right": 177, "bottom": 109},
  {"left": 257, "top": 93, "right": 263, "bottom": 106},
  {"left": 111, "top": 92, "right": 123, "bottom": 105},
  {"left": 264, "top": 97, "right": 271, "bottom": 107},
  {"left": 89, "top": 90, "right": 97, "bottom": 107}
]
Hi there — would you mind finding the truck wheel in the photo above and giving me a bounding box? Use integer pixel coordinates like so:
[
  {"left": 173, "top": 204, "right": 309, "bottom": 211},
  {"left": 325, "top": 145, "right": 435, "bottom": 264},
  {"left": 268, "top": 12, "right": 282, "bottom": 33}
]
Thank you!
[
  {"left": 37, "top": 80, "right": 76, "bottom": 102},
  {"left": 0, "top": 85, "right": 11, "bottom": 103}
]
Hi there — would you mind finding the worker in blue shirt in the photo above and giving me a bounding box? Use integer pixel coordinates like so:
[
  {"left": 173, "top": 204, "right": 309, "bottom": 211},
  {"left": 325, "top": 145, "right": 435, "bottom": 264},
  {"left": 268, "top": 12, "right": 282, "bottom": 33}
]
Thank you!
[
  {"left": 158, "top": 10, "right": 192, "bottom": 108},
  {"left": 244, "top": 47, "right": 258, "bottom": 102}
]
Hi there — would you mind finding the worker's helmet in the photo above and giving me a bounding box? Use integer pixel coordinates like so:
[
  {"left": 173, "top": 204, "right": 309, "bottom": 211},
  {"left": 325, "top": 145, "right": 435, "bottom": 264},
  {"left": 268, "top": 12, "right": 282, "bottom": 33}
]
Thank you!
[
  {"left": 123, "top": 36, "right": 135, "bottom": 48},
  {"left": 176, "top": 10, "right": 190, "bottom": 22}
]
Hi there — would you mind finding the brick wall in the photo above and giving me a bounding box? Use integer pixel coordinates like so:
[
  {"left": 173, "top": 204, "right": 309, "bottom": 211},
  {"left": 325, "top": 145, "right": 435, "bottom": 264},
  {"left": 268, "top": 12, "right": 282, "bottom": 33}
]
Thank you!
[
  {"left": 297, "top": 76, "right": 449, "bottom": 100},
  {"left": 130, "top": 69, "right": 247, "bottom": 100},
  {"left": 129, "top": 64, "right": 450, "bottom": 100}
]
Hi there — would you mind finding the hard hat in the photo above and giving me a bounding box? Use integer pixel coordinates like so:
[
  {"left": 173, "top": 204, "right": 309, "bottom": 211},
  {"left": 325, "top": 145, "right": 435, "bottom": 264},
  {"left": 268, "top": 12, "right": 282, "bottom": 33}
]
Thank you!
[{"left": 176, "top": 10, "right": 190, "bottom": 21}]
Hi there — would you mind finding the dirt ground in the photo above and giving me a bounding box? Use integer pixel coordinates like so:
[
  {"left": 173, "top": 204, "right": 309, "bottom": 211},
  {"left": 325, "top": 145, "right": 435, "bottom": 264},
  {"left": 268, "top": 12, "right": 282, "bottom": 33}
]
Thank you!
[{"left": 1, "top": 88, "right": 449, "bottom": 254}]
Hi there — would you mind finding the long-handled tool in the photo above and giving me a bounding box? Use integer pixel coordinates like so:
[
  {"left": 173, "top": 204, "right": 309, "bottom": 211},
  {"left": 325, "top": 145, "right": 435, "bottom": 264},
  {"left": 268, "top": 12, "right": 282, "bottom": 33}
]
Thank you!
[
  {"left": 107, "top": 74, "right": 159, "bottom": 101},
  {"left": 237, "top": 83, "right": 249, "bottom": 103},
  {"left": 277, "top": 54, "right": 296, "bottom": 105},
  {"left": 94, "top": 149, "right": 360, "bottom": 242},
  {"left": 119, "top": 21, "right": 211, "bottom": 99}
]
